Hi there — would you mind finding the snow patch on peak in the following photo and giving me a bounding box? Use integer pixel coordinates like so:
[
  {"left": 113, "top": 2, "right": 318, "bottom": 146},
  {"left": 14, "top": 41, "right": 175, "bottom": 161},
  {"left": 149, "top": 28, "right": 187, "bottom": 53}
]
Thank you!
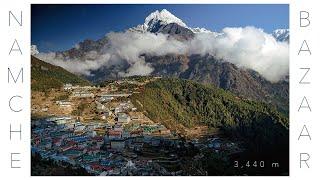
[
  {"left": 128, "top": 24, "right": 148, "bottom": 33},
  {"left": 144, "top": 9, "right": 187, "bottom": 28},
  {"left": 129, "top": 9, "right": 188, "bottom": 33},
  {"left": 191, "top": 27, "right": 213, "bottom": 33},
  {"left": 272, "top": 29, "right": 289, "bottom": 42},
  {"left": 31, "top": 45, "right": 39, "bottom": 55},
  {"left": 273, "top": 28, "right": 289, "bottom": 34}
]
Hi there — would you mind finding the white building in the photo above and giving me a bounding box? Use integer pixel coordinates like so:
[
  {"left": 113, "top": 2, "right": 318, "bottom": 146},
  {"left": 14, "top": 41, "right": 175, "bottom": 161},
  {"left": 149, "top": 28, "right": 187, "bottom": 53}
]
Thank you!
[
  {"left": 100, "top": 93, "right": 131, "bottom": 98},
  {"left": 99, "top": 96, "right": 114, "bottom": 102},
  {"left": 114, "top": 107, "right": 122, "bottom": 114},
  {"left": 71, "top": 91, "right": 94, "bottom": 98},
  {"left": 48, "top": 116, "right": 74, "bottom": 125},
  {"left": 74, "top": 124, "right": 86, "bottom": 132},
  {"left": 117, "top": 113, "right": 130, "bottom": 123},
  {"left": 56, "top": 100, "right": 72, "bottom": 108},
  {"left": 96, "top": 101, "right": 107, "bottom": 111},
  {"left": 63, "top": 83, "right": 73, "bottom": 91}
]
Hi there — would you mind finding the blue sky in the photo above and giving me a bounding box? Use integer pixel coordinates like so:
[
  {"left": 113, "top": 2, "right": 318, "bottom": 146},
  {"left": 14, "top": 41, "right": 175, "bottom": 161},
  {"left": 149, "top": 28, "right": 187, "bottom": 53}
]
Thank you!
[{"left": 31, "top": 4, "right": 289, "bottom": 52}]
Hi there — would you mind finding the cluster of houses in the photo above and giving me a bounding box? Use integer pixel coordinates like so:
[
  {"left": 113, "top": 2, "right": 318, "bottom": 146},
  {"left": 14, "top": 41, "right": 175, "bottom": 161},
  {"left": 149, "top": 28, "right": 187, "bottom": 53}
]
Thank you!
[
  {"left": 32, "top": 80, "right": 241, "bottom": 175},
  {"left": 63, "top": 84, "right": 96, "bottom": 98},
  {"left": 31, "top": 114, "right": 238, "bottom": 175},
  {"left": 31, "top": 113, "right": 186, "bottom": 175}
]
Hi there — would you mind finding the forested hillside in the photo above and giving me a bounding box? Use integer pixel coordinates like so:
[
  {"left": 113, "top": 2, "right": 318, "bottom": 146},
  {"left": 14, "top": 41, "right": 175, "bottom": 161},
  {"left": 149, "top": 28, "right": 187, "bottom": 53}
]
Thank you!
[
  {"left": 31, "top": 56, "right": 91, "bottom": 91},
  {"left": 131, "top": 78, "right": 288, "bottom": 157}
]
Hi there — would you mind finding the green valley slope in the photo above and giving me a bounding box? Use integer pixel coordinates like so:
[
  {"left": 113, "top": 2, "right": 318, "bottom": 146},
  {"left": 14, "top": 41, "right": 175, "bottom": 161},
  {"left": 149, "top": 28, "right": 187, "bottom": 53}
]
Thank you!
[
  {"left": 131, "top": 78, "right": 289, "bottom": 155},
  {"left": 31, "top": 55, "right": 91, "bottom": 91}
]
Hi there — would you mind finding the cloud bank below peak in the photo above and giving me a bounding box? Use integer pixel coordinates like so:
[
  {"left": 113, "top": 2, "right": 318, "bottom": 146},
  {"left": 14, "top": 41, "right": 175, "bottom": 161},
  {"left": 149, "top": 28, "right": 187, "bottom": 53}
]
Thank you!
[
  {"left": 33, "top": 26, "right": 288, "bottom": 82},
  {"left": 32, "top": 10, "right": 288, "bottom": 82}
]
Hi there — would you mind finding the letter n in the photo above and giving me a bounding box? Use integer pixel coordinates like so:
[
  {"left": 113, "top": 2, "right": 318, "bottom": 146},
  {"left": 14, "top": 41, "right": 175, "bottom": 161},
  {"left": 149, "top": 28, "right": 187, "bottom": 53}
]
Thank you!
[{"left": 9, "top": 11, "right": 22, "bottom": 26}]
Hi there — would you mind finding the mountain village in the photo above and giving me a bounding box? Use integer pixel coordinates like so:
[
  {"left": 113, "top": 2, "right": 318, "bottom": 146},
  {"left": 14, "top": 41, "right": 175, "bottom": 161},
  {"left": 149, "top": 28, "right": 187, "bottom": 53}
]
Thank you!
[{"left": 31, "top": 77, "right": 241, "bottom": 175}]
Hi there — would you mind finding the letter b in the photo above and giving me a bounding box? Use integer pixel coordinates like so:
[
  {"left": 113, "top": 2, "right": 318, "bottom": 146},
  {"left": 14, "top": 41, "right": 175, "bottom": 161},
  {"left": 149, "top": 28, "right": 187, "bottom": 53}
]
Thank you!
[{"left": 300, "top": 11, "right": 310, "bottom": 27}]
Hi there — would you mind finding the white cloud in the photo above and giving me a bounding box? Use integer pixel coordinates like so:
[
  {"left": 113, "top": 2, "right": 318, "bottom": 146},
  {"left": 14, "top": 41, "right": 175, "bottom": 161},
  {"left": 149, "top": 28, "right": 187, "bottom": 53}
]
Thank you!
[
  {"left": 189, "top": 27, "right": 289, "bottom": 82},
  {"left": 34, "top": 26, "right": 289, "bottom": 82},
  {"left": 35, "top": 52, "right": 111, "bottom": 76}
]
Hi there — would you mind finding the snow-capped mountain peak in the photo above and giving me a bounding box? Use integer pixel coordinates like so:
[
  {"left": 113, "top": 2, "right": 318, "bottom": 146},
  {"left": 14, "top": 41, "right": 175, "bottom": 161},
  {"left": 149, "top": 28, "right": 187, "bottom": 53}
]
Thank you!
[
  {"left": 190, "top": 27, "right": 213, "bottom": 33},
  {"left": 31, "top": 45, "right": 39, "bottom": 55},
  {"left": 272, "top": 29, "right": 289, "bottom": 42},
  {"left": 129, "top": 9, "right": 218, "bottom": 35},
  {"left": 144, "top": 9, "right": 187, "bottom": 28},
  {"left": 128, "top": 9, "right": 188, "bottom": 33}
]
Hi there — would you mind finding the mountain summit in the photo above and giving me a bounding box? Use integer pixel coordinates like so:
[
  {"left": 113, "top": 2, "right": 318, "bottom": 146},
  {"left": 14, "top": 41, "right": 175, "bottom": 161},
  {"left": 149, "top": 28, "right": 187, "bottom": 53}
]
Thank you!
[
  {"left": 130, "top": 9, "right": 190, "bottom": 34},
  {"left": 31, "top": 45, "right": 39, "bottom": 56},
  {"left": 130, "top": 9, "right": 214, "bottom": 35},
  {"left": 272, "top": 29, "right": 289, "bottom": 42},
  {"left": 145, "top": 9, "right": 187, "bottom": 29}
]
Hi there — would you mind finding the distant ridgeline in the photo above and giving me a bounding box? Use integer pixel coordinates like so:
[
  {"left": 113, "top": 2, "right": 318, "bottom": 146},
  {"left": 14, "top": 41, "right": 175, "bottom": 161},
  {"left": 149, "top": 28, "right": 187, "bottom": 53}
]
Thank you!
[
  {"left": 31, "top": 56, "right": 91, "bottom": 91},
  {"left": 131, "top": 78, "right": 289, "bottom": 162}
]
